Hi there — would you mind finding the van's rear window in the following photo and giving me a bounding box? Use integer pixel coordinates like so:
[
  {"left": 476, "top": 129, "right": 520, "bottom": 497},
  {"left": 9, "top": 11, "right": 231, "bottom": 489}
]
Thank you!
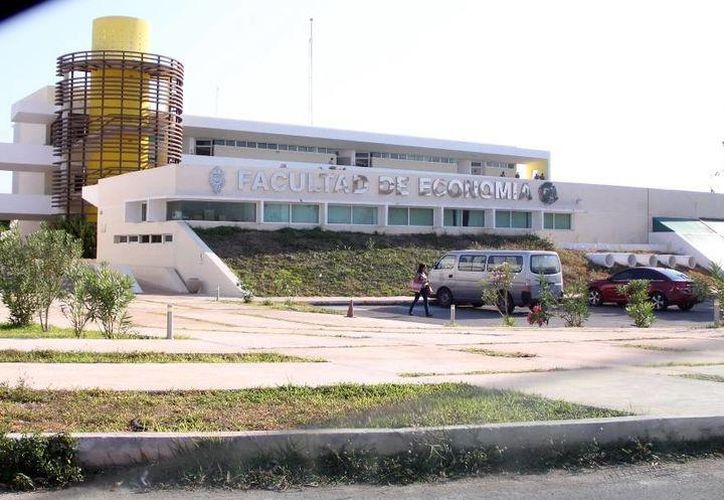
[{"left": 530, "top": 254, "right": 561, "bottom": 275}]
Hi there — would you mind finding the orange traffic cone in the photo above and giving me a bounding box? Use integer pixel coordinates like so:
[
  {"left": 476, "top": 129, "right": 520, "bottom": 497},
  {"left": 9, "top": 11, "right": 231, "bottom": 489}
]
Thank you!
[{"left": 346, "top": 299, "right": 355, "bottom": 318}]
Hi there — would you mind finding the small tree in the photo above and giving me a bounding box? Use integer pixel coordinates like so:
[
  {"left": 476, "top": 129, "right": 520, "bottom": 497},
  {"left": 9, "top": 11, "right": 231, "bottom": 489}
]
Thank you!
[
  {"left": 86, "top": 263, "right": 135, "bottom": 338},
  {"left": 528, "top": 276, "right": 556, "bottom": 327},
  {"left": 619, "top": 279, "right": 655, "bottom": 328},
  {"left": 61, "top": 262, "right": 98, "bottom": 337},
  {"left": 482, "top": 262, "right": 516, "bottom": 327},
  {"left": 25, "top": 225, "right": 83, "bottom": 332},
  {"left": 558, "top": 279, "right": 591, "bottom": 327},
  {"left": 0, "top": 226, "right": 40, "bottom": 326}
]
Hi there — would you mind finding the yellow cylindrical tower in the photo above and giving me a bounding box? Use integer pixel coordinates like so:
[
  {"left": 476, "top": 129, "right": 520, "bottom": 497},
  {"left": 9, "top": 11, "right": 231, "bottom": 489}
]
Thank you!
[{"left": 52, "top": 16, "right": 184, "bottom": 220}]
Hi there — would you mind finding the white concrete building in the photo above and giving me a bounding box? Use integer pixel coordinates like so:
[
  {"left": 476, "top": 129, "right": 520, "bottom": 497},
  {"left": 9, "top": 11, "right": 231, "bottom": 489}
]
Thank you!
[{"left": 1, "top": 16, "right": 723, "bottom": 296}]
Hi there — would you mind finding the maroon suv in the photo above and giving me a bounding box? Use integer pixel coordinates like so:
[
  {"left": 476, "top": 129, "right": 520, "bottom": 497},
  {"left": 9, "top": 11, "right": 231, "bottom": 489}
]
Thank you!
[{"left": 588, "top": 267, "right": 700, "bottom": 311}]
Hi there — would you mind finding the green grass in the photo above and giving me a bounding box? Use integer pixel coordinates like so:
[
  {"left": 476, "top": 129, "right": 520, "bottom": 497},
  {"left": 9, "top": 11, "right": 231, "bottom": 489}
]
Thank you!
[
  {"left": 462, "top": 347, "right": 537, "bottom": 358},
  {"left": 0, "top": 382, "right": 626, "bottom": 433},
  {"left": 0, "top": 350, "right": 323, "bottom": 364},
  {"left": 621, "top": 343, "right": 688, "bottom": 352},
  {"left": 0, "top": 323, "right": 163, "bottom": 339},
  {"left": 399, "top": 367, "right": 563, "bottom": 377},
  {"left": 195, "top": 227, "right": 587, "bottom": 297},
  {"left": 0, "top": 323, "right": 105, "bottom": 339},
  {"left": 677, "top": 373, "right": 724, "bottom": 383}
]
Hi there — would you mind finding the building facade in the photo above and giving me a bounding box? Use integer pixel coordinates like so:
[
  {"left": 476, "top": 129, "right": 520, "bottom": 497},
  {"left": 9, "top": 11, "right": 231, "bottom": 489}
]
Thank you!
[{"left": 1, "top": 17, "right": 723, "bottom": 296}]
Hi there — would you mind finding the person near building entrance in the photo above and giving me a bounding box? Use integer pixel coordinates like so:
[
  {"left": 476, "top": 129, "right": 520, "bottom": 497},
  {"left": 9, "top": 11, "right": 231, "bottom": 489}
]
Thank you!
[{"left": 409, "top": 263, "right": 433, "bottom": 317}]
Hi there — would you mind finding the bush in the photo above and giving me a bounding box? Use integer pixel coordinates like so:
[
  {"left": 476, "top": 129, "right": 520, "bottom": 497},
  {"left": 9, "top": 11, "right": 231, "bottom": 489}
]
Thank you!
[
  {"left": 558, "top": 279, "right": 590, "bottom": 327},
  {"left": 0, "top": 224, "right": 82, "bottom": 330},
  {"left": 85, "top": 263, "right": 135, "bottom": 338},
  {"left": 60, "top": 263, "right": 98, "bottom": 338},
  {"left": 618, "top": 279, "right": 655, "bottom": 328},
  {"left": 482, "top": 262, "right": 516, "bottom": 326},
  {"left": 0, "top": 434, "right": 83, "bottom": 491}
]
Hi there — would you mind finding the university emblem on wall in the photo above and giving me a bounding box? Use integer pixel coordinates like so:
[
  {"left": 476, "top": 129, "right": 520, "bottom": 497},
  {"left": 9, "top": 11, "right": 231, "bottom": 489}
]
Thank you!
[
  {"left": 209, "top": 167, "right": 225, "bottom": 194},
  {"left": 538, "top": 181, "right": 558, "bottom": 205}
]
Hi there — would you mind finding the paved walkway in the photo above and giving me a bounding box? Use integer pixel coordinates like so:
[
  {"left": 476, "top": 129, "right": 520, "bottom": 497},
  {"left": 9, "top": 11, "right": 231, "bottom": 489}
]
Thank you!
[{"left": 2, "top": 294, "right": 724, "bottom": 416}]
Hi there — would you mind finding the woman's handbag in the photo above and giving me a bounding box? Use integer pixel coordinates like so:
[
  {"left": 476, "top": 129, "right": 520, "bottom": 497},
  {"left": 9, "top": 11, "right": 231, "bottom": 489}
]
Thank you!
[{"left": 409, "top": 278, "right": 423, "bottom": 292}]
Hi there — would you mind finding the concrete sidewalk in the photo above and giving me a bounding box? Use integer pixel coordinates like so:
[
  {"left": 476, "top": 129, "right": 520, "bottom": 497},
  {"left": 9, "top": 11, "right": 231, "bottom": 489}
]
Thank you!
[{"left": 3, "top": 294, "right": 724, "bottom": 468}]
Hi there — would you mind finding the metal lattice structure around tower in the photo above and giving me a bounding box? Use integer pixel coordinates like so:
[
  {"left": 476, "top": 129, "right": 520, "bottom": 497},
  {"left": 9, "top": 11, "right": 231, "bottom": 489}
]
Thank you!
[{"left": 51, "top": 50, "right": 184, "bottom": 218}]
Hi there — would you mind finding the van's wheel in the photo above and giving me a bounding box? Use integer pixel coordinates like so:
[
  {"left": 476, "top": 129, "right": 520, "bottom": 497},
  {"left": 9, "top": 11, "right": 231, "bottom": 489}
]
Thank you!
[
  {"left": 496, "top": 291, "right": 515, "bottom": 315},
  {"left": 436, "top": 287, "right": 453, "bottom": 308}
]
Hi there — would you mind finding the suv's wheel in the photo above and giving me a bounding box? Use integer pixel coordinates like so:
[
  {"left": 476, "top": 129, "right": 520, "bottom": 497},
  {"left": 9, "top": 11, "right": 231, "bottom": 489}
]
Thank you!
[
  {"left": 435, "top": 287, "right": 453, "bottom": 308},
  {"left": 588, "top": 288, "right": 603, "bottom": 306},
  {"left": 678, "top": 302, "right": 695, "bottom": 311},
  {"left": 650, "top": 291, "right": 668, "bottom": 311}
]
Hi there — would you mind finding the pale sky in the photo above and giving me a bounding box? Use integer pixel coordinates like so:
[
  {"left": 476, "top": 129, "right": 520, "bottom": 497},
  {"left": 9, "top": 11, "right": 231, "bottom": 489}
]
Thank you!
[{"left": 2, "top": 0, "right": 724, "bottom": 193}]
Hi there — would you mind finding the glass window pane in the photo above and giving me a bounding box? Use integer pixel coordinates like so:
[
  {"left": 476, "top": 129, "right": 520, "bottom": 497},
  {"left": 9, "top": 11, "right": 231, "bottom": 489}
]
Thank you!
[
  {"left": 511, "top": 211, "right": 531, "bottom": 228},
  {"left": 328, "top": 205, "right": 352, "bottom": 224},
  {"left": 495, "top": 210, "right": 511, "bottom": 228},
  {"left": 554, "top": 213, "right": 571, "bottom": 230},
  {"left": 291, "top": 204, "right": 319, "bottom": 223},
  {"left": 264, "top": 203, "right": 289, "bottom": 222},
  {"left": 444, "top": 209, "right": 460, "bottom": 227},
  {"left": 465, "top": 210, "right": 485, "bottom": 227},
  {"left": 544, "top": 213, "right": 554, "bottom": 229},
  {"left": 352, "top": 206, "right": 377, "bottom": 224},
  {"left": 388, "top": 207, "right": 408, "bottom": 225},
  {"left": 409, "top": 208, "right": 433, "bottom": 226}
]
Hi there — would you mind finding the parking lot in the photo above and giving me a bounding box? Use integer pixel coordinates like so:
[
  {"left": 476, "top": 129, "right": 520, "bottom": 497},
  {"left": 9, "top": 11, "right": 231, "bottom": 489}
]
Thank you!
[{"left": 339, "top": 300, "right": 719, "bottom": 329}]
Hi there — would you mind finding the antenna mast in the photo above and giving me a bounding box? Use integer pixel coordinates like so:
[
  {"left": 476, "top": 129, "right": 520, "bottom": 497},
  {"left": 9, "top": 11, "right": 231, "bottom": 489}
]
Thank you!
[{"left": 309, "top": 17, "right": 313, "bottom": 126}]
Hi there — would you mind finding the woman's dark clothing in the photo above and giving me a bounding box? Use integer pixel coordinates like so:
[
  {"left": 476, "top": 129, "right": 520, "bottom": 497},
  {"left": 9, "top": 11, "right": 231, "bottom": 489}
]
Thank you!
[{"left": 409, "top": 271, "right": 432, "bottom": 317}]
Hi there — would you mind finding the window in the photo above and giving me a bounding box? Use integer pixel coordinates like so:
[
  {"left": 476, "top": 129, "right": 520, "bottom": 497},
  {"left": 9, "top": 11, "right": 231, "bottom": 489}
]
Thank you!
[
  {"left": 328, "top": 205, "right": 378, "bottom": 225},
  {"left": 328, "top": 205, "right": 352, "bottom": 224},
  {"left": 141, "top": 203, "right": 147, "bottom": 222},
  {"left": 164, "top": 234, "right": 173, "bottom": 242},
  {"left": 544, "top": 213, "right": 572, "bottom": 230},
  {"left": 264, "top": 203, "right": 290, "bottom": 223},
  {"left": 434, "top": 255, "right": 456, "bottom": 270},
  {"left": 388, "top": 207, "right": 433, "bottom": 226},
  {"left": 264, "top": 203, "right": 319, "bottom": 223},
  {"left": 140, "top": 235, "right": 150, "bottom": 244},
  {"left": 444, "top": 209, "right": 484, "bottom": 227},
  {"left": 530, "top": 254, "right": 561, "bottom": 275},
  {"left": 458, "top": 254, "right": 486, "bottom": 272},
  {"left": 388, "top": 207, "right": 408, "bottom": 225},
  {"left": 352, "top": 206, "right": 377, "bottom": 225},
  {"left": 166, "top": 201, "right": 256, "bottom": 222},
  {"left": 496, "top": 210, "right": 531, "bottom": 229},
  {"left": 151, "top": 234, "right": 162, "bottom": 243},
  {"left": 291, "top": 204, "right": 319, "bottom": 223},
  {"left": 488, "top": 255, "right": 523, "bottom": 273}
]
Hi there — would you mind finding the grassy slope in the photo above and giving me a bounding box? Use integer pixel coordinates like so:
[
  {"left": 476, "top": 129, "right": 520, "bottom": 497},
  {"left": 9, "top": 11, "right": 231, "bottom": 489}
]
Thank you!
[{"left": 196, "top": 227, "right": 605, "bottom": 297}]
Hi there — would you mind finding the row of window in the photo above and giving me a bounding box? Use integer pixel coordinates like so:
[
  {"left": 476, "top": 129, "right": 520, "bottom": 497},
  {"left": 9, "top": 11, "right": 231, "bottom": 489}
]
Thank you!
[
  {"left": 114, "top": 234, "right": 174, "bottom": 244},
  {"left": 194, "top": 139, "right": 458, "bottom": 164},
  {"left": 164, "top": 201, "right": 572, "bottom": 230}
]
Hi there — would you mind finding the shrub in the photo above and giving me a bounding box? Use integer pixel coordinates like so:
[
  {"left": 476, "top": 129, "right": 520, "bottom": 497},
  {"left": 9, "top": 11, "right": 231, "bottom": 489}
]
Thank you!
[
  {"left": 85, "top": 263, "right": 135, "bottom": 338},
  {"left": 0, "top": 224, "right": 82, "bottom": 330},
  {"left": 482, "top": 262, "right": 516, "bottom": 326},
  {"left": 60, "top": 263, "right": 98, "bottom": 338},
  {"left": 0, "top": 433, "right": 83, "bottom": 491},
  {"left": 557, "top": 279, "right": 590, "bottom": 327},
  {"left": 618, "top": 279, "right": 655, "bottom": 328}
]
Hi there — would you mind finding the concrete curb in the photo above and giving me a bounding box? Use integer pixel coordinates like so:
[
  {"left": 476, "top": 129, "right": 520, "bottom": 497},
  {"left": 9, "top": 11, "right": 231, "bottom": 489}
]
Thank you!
[{"left": 12, "top": 415, "right": 724, "bottom": 469}]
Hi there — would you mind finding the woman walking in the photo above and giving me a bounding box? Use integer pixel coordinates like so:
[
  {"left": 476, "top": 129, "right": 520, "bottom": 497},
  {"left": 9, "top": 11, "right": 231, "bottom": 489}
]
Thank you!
[{"left": 409, "top": 263, "right": 433, "bottom": 317}]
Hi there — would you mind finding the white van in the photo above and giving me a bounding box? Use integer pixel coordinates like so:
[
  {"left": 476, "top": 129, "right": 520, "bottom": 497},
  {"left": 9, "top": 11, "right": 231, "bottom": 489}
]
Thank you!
[{"left": 428, "top": 250, "right": 563, "bottom": 313}]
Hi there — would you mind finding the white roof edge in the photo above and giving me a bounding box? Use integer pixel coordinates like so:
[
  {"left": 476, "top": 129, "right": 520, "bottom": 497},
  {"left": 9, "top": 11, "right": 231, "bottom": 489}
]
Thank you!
[{"left": 182, "top": 115, "right": 549, "bottom": 160}]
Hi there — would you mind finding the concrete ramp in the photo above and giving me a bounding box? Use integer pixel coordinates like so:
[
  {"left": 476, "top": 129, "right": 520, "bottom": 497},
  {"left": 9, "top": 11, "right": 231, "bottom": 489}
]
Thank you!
[{"left": 650, "top": 218, "right": 724, "bottom": 270}]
